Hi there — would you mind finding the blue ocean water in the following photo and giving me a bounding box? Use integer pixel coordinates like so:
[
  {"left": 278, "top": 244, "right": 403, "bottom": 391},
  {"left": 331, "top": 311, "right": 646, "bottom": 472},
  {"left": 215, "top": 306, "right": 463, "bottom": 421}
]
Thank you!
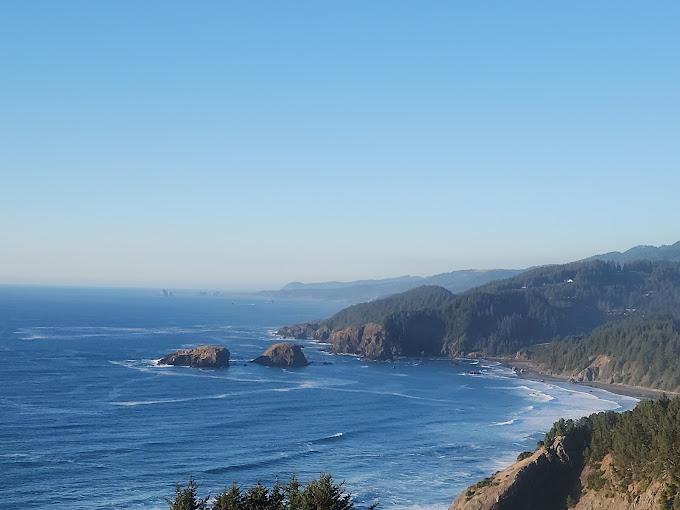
[{"left": 0, "top": 287, "right": 637, "bottom": 509}]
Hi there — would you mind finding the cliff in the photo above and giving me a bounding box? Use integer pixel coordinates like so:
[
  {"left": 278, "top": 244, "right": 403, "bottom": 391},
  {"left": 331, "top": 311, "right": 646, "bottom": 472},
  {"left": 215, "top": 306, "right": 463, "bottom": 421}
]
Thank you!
[
  {"left": 450, "top": 436, "right": 584, "bottom": 510},
  {"left": 452, "top": 397, "right": 680, "bottom": 510}
]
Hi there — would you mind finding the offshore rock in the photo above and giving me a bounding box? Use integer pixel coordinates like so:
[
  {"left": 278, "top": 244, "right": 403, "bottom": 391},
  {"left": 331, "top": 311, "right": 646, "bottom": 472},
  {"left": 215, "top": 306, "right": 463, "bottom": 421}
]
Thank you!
[
  {"left": 159, "top": 345, "right": 230, "bottom": 368},
  {"left": 253, "top": 343, "right": 309, "bottom": 367}
]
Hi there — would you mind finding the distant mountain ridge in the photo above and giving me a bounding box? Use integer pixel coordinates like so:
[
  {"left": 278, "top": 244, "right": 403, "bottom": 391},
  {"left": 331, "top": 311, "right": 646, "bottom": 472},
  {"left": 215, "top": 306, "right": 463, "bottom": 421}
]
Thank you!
[
  {"left": 587, "top": 240, "right": 680, "bottom": 263},
  {"left": 265, "top": 241, "right": 680, "bottom": 303},
  {"left": 263, "top": 269, "right": 523, "bottom": 303}
]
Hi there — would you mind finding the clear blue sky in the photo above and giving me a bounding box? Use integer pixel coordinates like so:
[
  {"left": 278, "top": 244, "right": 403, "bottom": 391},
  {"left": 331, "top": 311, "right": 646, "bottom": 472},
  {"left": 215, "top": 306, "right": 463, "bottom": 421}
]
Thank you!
[{"left": 2, "top": 1, "right": 679, "bottom": 289}]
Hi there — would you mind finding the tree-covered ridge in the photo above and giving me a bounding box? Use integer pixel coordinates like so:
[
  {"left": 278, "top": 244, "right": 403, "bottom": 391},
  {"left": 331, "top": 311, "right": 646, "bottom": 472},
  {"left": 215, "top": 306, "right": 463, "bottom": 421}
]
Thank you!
[
  {"left": 322, "top": 285, "right": 455, "bottom": 331},
  {"left": 543, "top": 396, "right": 680, "bottom": 508},
  {"left": 585, "top": 240, "right": 680, "bottom": 264},
  {"left": 529, "top": 317, "right": 680, "bottom": 391},
  {"left": 168, "top": 474, "right": 376, "bottom": 510},
  {"left": 319, "top": 260, "right": 680, "bottom": 358}
]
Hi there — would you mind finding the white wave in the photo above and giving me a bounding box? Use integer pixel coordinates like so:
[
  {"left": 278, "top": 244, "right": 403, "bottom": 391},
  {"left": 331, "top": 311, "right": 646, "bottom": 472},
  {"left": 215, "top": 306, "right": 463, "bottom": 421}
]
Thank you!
[
  {"left": 515, "top": 385, "right": 555, "bottom": 402},
  {"left": 491, "top": 419, "right": 516, "bottom": 426},
  {"left": 111, "top": 393, "right": 229, "bottom": 406}
]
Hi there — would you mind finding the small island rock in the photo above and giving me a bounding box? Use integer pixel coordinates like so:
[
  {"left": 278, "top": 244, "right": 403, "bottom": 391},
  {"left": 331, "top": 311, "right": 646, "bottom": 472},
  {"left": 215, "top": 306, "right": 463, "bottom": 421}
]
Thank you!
[
  {"left": 253, "top": 343, "right": 309, "bottom": 368},
  {"left": 159, "top": 345, "right": 230, "bottom": 368}
]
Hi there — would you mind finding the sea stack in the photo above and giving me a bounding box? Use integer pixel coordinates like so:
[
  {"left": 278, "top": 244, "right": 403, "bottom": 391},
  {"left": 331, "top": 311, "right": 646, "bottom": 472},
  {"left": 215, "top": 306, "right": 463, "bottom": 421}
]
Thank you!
[
  {"left": 159, "top": 345, "right": 230, "bottom": 368},
  {"left": 253, "top": 343, "right": 309, "bottom": 367}
]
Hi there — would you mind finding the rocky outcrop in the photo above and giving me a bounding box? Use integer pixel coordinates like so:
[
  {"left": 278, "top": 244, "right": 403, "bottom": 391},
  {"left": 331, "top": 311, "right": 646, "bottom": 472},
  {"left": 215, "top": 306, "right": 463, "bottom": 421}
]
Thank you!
[
  {"left": 277, "top": 322, "right": 331, "bottom": 341},
  {"left": 159, "top": 345, "right": 230, "bottom": 368},
  {"left": 253, "top": 343, "right": 309, "bottom": 367},
  {"left": 328, "top": 323, "right": 392, "bottom": 360},
  {"left": 450, "top": 436, "right": 585, "bottom": 510},
  {"left": 277, "top": 322, "right": 391, "bottom": 360},
  {"left": 451, "top": 436, "right": 669, "bottom": 510},
  {"left": 571, "top": 454, "right": 664, "bottom": 510},
  {"left": 574, "top": 354, "right": 615, "bottom": 383}
]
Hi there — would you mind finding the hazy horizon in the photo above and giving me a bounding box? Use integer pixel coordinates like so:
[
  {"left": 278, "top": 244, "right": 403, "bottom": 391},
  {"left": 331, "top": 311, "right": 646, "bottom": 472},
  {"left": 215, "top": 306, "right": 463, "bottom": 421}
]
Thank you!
[{"left": 3, "top": 2, "right": 679, "bottom": 289}]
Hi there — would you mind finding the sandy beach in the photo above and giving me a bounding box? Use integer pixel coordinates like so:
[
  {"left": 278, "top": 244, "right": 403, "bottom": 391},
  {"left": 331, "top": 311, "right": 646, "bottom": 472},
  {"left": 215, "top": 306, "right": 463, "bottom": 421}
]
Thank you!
[{"left": 492, "top": 357, "right": 678, "bottom": 401}]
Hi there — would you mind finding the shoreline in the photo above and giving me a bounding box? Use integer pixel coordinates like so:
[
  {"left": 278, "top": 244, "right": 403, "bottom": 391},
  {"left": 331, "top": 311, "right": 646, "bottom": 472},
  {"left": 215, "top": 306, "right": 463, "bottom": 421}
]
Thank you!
[{"left": 490, "top": 357, "right": 677, "bottom": 401}]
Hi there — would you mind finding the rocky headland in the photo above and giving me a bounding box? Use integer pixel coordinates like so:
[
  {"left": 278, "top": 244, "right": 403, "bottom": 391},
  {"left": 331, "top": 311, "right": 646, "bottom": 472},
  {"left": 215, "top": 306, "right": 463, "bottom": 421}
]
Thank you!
[
  {"left": 159, "top": 345, "right": 230, "bottom": 368},
  {"left": 450, "top": 436, "right": 585, "bottom": 510},
  {"left": 252, "top": 343, "right": 309, "bottom": 367},
  {"left": 277, "top": 322, "right": 394, "bottom": 360},
  {"left": 450, "top": 396, "right": 680, "bottom": 510}
]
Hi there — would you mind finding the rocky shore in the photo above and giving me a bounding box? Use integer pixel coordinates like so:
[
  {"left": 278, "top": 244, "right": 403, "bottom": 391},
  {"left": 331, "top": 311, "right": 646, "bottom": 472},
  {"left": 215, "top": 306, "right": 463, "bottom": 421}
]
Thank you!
[{"left": 276, "top": 322, "right": 394, "bottom": 360}]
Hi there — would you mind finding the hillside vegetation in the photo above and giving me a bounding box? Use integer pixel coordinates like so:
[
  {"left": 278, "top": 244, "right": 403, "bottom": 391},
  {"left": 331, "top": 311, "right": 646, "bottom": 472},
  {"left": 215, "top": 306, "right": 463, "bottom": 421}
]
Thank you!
[
  {"left": 528, "top": 317, "right": 680, "bottom": 392},
  {"left": 454, "top": 396, "right": 680, "bottom": 510},
  {"left": 309, "top": 260, "right": 680, "bottom": 358}
]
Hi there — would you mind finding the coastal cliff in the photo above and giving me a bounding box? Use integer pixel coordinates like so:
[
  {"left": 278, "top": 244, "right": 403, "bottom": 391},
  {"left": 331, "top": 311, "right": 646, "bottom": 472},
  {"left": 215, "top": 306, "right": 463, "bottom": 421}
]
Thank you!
[
  {"left": 450, "top": 436, "right": 585, "bottom": 510},
  {"left": 277, "top": 322, "right": 392, "bottom": 360},
  {"left": 452, "top": 397, "right": 680, "bottom": 510}
]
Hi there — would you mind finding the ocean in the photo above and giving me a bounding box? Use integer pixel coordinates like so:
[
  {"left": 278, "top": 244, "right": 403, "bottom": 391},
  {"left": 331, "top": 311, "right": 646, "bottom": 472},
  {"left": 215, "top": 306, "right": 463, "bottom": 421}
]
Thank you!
[{"left": 0, "top": 286, "right": 637, "bottom": 509}]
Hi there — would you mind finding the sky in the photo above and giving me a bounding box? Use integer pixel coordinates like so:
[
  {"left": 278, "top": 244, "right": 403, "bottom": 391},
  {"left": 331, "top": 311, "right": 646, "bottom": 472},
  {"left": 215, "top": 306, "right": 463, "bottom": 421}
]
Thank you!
[{"left": 2, "top": 1, "right": 679, "bottom": 290}]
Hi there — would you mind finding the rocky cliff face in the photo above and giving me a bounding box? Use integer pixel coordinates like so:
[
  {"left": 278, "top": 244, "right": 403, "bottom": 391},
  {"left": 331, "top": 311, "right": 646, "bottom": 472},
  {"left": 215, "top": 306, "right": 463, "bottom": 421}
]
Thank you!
[
  {"left": 328, "top": 323, "right": 391, "bottom": 360},
  {"left": 277, "top": 322, "right": 391, "bottom": 360},
  {"left": 451, "top": 436, "right": 584, "bottom": 510},
  {"left": 451, "top": 437, "right": 667, "bottom": 510},
  {"left": 159, "top": 345, "right": 230, "bottom": 368},
  {"left": 253, "top": 343, "right": 309, "bottom": 367},
  {"left": 572, "top": 454, "right": 664, "bottom": 510}
]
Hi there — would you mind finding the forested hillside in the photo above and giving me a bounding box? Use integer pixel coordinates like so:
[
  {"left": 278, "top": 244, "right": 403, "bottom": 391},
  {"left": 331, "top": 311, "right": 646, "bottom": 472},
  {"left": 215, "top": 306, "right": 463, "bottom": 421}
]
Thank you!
[
  {"left": 282, "top": 260, "right": 680, "bottom": 361},
  {"left": 323, "top": 285, "right": 455, "bottom": 330},
  {"left": 587, "top": 240, "right": 680, "bottom": 264},
  {"left": 527, "top": 317, "right": 680, "bottom": 391}
]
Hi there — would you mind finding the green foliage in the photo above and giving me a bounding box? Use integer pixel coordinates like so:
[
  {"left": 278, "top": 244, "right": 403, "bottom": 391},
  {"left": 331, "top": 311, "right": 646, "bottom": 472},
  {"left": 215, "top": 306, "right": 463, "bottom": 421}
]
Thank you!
[
  {"left": 531, "top": 317, "right": 680, "bottom": 391},
  {"left": 213, "top": 484, "right": 242, "bottom": 510},
  {"left": 168, "top": 474, "right": 370, "bottom": 510},
  {"left": 168, "top": 477, "right": 208, "bottom": 510},
  {"left": 323, "top": 260, "right": 680, "bottom": 358},
  {"left": 323, "top": 286, "right": 455, "bottom": 331},
  {"left": 301, "top": 474, "right": 353, "bottom": 510},
  {"left": 544, "top": 396, "right": 680, "bottom": 498},
  {"left": 473, "top": 476, "right": 496, "bottom": 489},
  {"left": 586, "top": 470, "right": 606, "bottom": 491},
  {"left": 658, "top": 484, "right": 680, "bottom": 510},
  {"left": 516, "top": 451, "right": 533, "bottom": 461}
]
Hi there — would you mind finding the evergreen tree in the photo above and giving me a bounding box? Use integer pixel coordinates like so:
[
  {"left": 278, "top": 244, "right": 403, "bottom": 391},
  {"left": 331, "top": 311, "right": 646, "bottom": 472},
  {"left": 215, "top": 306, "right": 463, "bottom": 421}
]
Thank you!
[
  {"left": 168, "top": 477, "right": 208, "bottom": 510},
  {"left": 212, "top": 483, "right": 243, "bottom": 510}
]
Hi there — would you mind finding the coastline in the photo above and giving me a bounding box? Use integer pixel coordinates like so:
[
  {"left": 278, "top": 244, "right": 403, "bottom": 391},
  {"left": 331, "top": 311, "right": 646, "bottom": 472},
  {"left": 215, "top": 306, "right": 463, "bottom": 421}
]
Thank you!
[{"left": 491, "top": 357, "right": 677, "bottom": 401}]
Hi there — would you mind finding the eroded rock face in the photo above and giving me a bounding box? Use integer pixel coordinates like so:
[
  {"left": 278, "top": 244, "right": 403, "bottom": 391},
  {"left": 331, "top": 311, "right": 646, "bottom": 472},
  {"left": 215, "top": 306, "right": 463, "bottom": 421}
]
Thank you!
[
  {"left": 253, "top": 343, "right": 309, "bottom": 367},
  {"left": 328, "top": 323, "right": 391, "bottom": 360},
  {"left": 159, "top": 345, "right": 230, "bottom": 368},
  {"left": 450, "top": 435, "right": 585, "bottom": 510},
  {"left": 575, "top": 354, "right": 614, "bottom": 383}
]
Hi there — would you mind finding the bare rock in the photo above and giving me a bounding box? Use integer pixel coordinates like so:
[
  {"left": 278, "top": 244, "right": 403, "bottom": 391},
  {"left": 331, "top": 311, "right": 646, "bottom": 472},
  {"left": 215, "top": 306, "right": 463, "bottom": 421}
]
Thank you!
[
  {"left": 159, "top": 345, "right": 230, "bottom": 368},
  {"left": 253, "top": 343, "right": 309, "bottom": 367}
]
